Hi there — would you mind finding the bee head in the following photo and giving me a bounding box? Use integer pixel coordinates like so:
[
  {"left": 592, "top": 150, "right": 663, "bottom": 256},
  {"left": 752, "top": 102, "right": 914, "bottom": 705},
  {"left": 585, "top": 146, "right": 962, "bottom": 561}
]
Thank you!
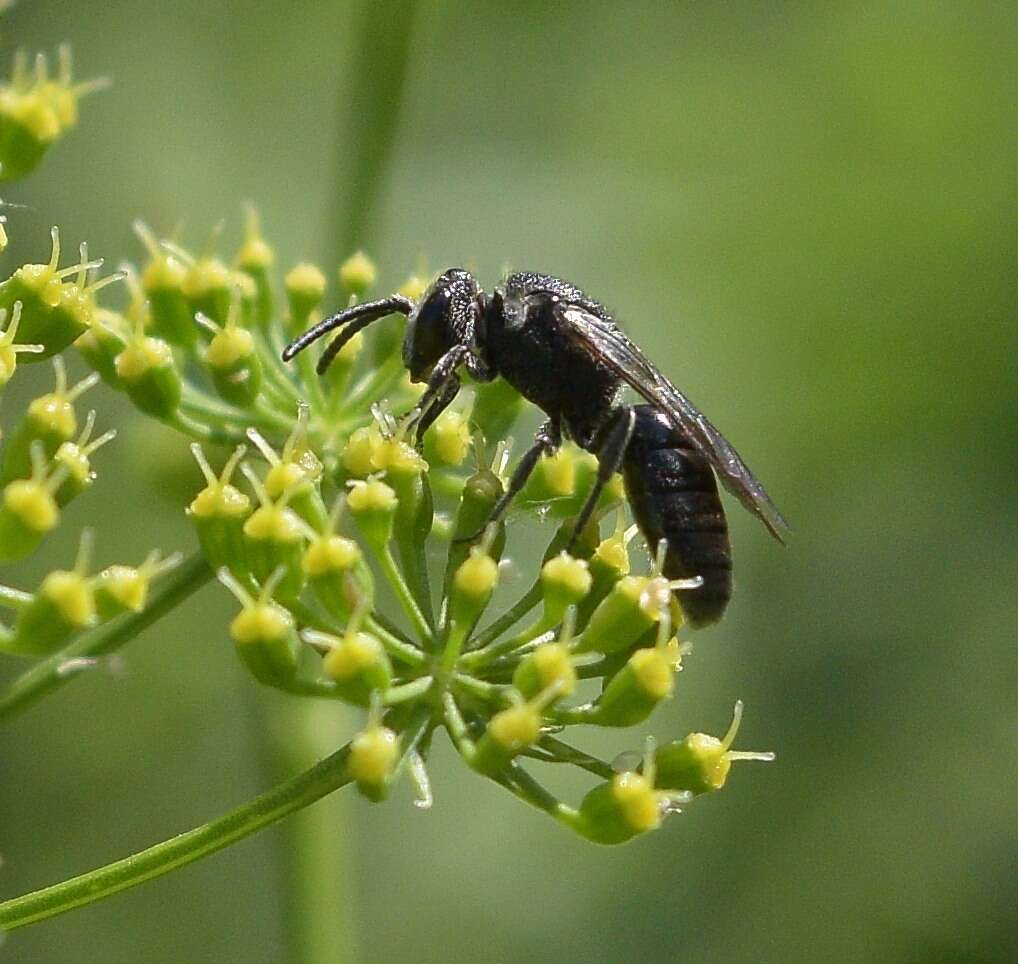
[{"left": 402, "top": 268, "right": 479, "bottom": 382}]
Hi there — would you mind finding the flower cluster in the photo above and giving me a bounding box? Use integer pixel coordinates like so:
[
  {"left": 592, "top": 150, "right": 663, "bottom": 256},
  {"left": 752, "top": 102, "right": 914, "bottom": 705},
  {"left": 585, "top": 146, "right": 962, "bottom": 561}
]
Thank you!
[
  {"left": 0, "top": 202, "right": 773, "bottom": 843},
  {"left": 0, "top": 44, "right": 105, "bottom": 182},
  {"left": 40, "top": 209, "right": 770, "bottom": 843}
]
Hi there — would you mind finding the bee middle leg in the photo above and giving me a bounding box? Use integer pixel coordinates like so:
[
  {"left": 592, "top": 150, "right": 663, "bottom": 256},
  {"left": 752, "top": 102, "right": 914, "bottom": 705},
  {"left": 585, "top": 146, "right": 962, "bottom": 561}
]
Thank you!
[
  {"left": 453, "top": 418, "right": 562, "bottom": 543},
  {"left": 566, "top": 406, "right": 636, "bottom": 552}
]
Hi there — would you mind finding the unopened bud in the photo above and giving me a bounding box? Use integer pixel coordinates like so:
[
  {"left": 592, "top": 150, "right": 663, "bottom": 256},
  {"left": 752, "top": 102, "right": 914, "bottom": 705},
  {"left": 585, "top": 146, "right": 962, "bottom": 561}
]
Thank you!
[
  {"left": 573, "top": 575, "right": 669, "bottom": 656},
  {"left": 95, "top": 550, "right": 179, "bottom": 620},
  {"left": 655, "top": 701, "right": 775, "bottom": 795},
  {"left": 347, "top": 478, "right": 397, "bottom": 549},
  {"left": 347, "top": 724, "right": 398, "bottom": 801},
  {"left": 318, "top": 628, "right": 392, "bottom": 704},
  {"left": 0, "top": 442, "right": 64, "bottom": 560},
  {"left": 540, "top": 551, "right": 591, "bottom": 624},
  {"left": 188, "top": 444, "right": 251, "bottom": 577},
  {"left": 0, "top": 302, "right": 44, "bottom": 387},
  {"left": 512, "top": 641, "right": 577, "bottom": 701},
  {"left": 115, "top": 333, "right": 181, "bottom": 418},
  {"left": 235, "top": 204, "right": 275, "bottom": 326},
  {"left": 9, "top": 531, "right": 96, "bottom": 654},
  {"left": 285, "top": 262, "right": 326, "bottom": 333},
  {"left": 338, "top": 251, "right": 376, "bottom": 297},
  {"left": 134, "top": 221, "right": 194, "bottom": 347},
  {"left": 220, "top": 567, "right": 300, "bottom": 687}
]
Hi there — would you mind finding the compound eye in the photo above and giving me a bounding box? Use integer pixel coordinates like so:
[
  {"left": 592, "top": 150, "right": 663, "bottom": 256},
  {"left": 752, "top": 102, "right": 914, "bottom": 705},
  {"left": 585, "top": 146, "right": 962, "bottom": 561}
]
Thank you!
[{"left": 404, "top": 287, "right": 453, "bottom": 379}]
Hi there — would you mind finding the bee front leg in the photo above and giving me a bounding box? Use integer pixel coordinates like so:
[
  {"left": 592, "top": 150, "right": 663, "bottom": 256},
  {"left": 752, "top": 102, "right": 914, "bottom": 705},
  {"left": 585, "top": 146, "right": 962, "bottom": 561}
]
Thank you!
[{"left": 401, "top": 345, "right": 469, "bottom": 441}]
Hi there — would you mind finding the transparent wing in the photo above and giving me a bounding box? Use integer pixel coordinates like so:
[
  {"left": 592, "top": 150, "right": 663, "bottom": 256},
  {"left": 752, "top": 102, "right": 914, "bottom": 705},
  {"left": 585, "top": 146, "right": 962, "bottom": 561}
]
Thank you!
[{"left": 555, "top": 303, "right": 789, "bottom": 541}]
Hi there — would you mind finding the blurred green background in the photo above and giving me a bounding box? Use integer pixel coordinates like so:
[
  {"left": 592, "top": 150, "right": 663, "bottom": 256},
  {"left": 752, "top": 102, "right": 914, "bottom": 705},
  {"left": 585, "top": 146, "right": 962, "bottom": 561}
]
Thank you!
[{"left": 1, "top": 1, "right": 1016, "bottom": 961}]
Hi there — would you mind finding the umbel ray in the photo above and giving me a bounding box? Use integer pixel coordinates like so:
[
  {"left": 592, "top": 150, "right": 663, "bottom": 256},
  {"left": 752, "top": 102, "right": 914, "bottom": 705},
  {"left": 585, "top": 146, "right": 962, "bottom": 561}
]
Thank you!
[{"left": 284, "top": 269, "right": 787, "bottom": 627}]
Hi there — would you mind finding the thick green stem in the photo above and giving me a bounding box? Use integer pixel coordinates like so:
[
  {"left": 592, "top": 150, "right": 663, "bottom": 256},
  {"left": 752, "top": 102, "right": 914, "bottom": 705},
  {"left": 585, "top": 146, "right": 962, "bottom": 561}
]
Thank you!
[
  {"left": 0, "top": 744, "right": 352, "bottom": 932},
  {"left": 261, "top": 702, "right": 357, "bottom": 964},
  {"left": 0, "top": 553, "right": 213, "bottom": 723},
  {"left": 325, "top": 0, "right": 419, "bottom": 266}
]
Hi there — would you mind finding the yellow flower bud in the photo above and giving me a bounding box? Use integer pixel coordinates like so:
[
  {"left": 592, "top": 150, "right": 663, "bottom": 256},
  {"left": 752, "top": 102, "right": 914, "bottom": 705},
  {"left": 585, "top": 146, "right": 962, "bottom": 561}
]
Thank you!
[
  {"left": 512, "top": 641, "right": 577, "bottom": 700},
  {"left": 338, "top": 251, "right": 376, "bottom": 296},
  {"left": 655, "top": 701, "right": 775, "bottom": 795},
  {"left": 348, "top": 725, "right": 399, "bottom": 794}
]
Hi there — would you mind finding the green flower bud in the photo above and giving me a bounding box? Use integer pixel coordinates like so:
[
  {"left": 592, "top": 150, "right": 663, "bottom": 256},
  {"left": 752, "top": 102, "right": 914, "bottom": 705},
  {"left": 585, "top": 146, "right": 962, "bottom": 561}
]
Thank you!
[
  {"left": 472, "top": 700, "right": 543, "bottom": 776},
  {"left": 443, "top": 459, "right": 506, "bottom": 592},
  {"left": 240, "top": 464, "right": 309, "bottom": 602},
  {"left": 347, "top": 724, "right": 399, "bottom": 802},
  {"left": 181, "top": 228, "right": 231, "bottom": 329},
  {"left": 246, "top": 408, "right": 326, "bottom": 531},
  {"left": 520, "top": 446, "right": 578, "bottom": 506},
  {"left": 134, "top": 221, "right": 195, "bottom": 347},
  {"left": 423, "top": 408, "right": 471, "bottom": 468},
  {"left": 540, "top": 551, "right": 592, "bottom": 624},
  {"left": 0, "top": 47, "right": 104, "bottom": 180},
  {"left": 449, "top": 545, "right": 499, "bottom": 630},
  {"left": 338, "top": 251, "right": 376, "bottom": 298},
  {"left": 285, "top": 262, "right": 326, "bottom": 335},
  {"left": 374, "top": 431, "right": 433, "bottom": 619},
  {"left": 94, "top": 550, "right": 180, "bottom": 621},
  {"left": 575, "top": 771, "right": 663, "bottom": 845},
  {"left": 8, "top": 530, "right": 96, "bottom": 655},
  {"left": 558, "top": 451, "right": 625, "bottom": 521},
  {"left": 0, "top": 441, "right": 65, "bottom": 561},
  {"left": 472, "top": 678, "right": 567, "bottom": 776},
  {"left": 0, "top": 228, "right": 119, "bottom": 358},
  {"left": 302, "top": 496, "right": 374, "bottom": 622},
  {"left": 52, "top": 409, "right": 117, "bottom": 506},
  {"left": 347, "top": 478, "right": 397, "bottom": 550},
  {"left": 187, "top": 444, "right": 251, "bottom": 577},
  {"left": 340, "top": 425, "right": 381, "bottom": 479},
  {"left": 115, "top": 327, "right": 181, "bottom": 419},
  {"left": 219, "top": 567, "right": 300, "bottom": 687},
  {"left": 0, "top": 302, "right": 44, "bottom": 387},
  {"left": 654, "top": 701, "right": 775, "bottom": 795},
  {"left": 75, "top": 307, "right": 127, "bottom": 387},
  {"left": 471, "top": 378, "right": 525, "bottom": 444},
  {"left": 576, "top": 513, "right": 635, "bottom": 625},
  {"left": 589, "top": 634, "right": 683, "bottom": 727},
  {"left": 200, "top": 290, "right": 263, "bottom": 407},
  {"left": 2, "top": 356, "right": 98, "bottom": 484},
  {"left": 312, "top": 625, "right": 393, "bottom": 706},
  {"left": 512, "top": 640, "right": 577, "bottom": 701},
  {"left": 235, "top": 204, "right": 275, "bottom": 327},
  {"left": 573, "top": 575, "right": 670, "bottom": 656}
]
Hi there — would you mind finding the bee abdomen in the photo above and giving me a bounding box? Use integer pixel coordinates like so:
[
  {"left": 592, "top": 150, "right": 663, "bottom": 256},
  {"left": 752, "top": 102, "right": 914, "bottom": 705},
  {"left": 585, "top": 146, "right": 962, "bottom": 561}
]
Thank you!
[{"left": 622, "top": 405, "right": 733, "bottom": 627}]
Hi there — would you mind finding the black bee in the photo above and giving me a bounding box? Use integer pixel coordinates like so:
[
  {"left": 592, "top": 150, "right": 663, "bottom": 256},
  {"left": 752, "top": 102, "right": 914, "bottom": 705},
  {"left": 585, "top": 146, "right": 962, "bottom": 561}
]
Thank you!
[{"left": 283, "top": 269, "right": 787, "bottom": 627}]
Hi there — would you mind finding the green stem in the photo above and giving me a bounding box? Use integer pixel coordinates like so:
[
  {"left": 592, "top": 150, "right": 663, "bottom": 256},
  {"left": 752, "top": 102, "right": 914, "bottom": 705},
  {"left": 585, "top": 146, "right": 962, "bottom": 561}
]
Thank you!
[
  {"left": 260, "top": 700, "right": 357, "bottom": 964},
  {"left": 459, "top": 616, "right": 553, "bottom": 671},
  {"left": 0, "top": 584, "right": 32, "bottom": 609},
  {"left": 0, "top": 554, "right": 213, "bottom": 723},
  {"left": 0, "top": 743, "right": 352, "bottom": 932},
  {"left": 169, "top": 410, "right": 247, "bottom": 445},
  {"left": 378, "top": 546, "right": 432, "bottom": 644},
  {"left": 325, "top": 0, "right": 420, "bottom": 266},
  {"left": 537, "top": 735, "right": 616, "bottom": 780},
  {"left": 466, "top": 580, "right": 543, "bottom": 652}
]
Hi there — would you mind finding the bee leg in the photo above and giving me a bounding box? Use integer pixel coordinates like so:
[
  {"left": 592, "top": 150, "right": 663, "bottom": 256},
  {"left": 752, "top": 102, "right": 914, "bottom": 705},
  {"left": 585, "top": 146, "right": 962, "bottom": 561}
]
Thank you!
[
  {"left": 400, "top": 345, "right": 469, "bottom": 437},
  {"left": 566, "top": 406, "right": 636, "bottom": 552},
  {"left": 413, "top": 377, "right": 460, "bottom": 447},
  {"left": 453, "top": 419, "right": 561, "bottom": 543}
]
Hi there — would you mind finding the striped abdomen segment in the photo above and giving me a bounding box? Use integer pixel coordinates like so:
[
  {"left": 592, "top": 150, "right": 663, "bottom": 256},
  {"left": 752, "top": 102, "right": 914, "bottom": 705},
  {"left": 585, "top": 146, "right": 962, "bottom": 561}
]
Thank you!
[{"left": 622, "top": 405, "right": 733, "bottom": 627}]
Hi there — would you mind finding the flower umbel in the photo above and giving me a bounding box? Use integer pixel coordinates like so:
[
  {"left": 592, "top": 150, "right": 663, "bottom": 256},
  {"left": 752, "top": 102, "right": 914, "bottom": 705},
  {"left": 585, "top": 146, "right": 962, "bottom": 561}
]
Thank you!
[{"left": 89, "top": 214, "right": 776, "bottom": 843}]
